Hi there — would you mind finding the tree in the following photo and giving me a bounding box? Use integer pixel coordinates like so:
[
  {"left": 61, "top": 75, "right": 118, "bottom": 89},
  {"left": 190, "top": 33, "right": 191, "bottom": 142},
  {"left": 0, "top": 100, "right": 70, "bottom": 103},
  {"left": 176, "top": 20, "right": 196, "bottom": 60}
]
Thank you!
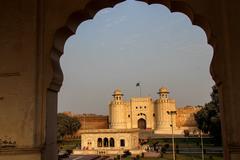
[
  {"left": 194, "top": 85, "right": 222, "bottom": 145},
  {"left": 57, "top": 113, "right": 81, "bottom": 141}
]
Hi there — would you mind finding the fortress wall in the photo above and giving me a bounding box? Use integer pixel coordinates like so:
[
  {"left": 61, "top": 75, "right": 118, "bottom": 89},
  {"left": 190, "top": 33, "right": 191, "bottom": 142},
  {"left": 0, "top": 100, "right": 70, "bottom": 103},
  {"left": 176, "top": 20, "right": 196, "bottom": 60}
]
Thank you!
[
  {"left": 176, "top": 106, "right": 201, "bottom": 128},
  {"left": 77, "top": 116, "right": 109, "bottom": 129},
  {"left": 63, "top": 112, "right": 109, "bottom": 131}
]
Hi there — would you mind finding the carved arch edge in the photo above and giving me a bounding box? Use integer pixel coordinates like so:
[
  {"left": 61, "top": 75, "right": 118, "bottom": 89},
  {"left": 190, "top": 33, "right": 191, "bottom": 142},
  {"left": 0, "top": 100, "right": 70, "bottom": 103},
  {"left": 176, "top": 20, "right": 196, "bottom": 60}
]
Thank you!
[{"left": 49, "top": 0, "right": 220, "bottom": 92}]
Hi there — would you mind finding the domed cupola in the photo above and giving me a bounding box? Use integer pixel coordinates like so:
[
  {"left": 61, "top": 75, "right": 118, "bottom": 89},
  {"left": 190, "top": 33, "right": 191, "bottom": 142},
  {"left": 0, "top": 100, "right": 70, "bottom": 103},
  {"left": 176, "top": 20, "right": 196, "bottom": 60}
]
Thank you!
[
  {"left": 158, "top": 87, "right": 169, "bottom": 99},
  {"left": 112, "top": 89, "right": 124, "bottom": 101}
]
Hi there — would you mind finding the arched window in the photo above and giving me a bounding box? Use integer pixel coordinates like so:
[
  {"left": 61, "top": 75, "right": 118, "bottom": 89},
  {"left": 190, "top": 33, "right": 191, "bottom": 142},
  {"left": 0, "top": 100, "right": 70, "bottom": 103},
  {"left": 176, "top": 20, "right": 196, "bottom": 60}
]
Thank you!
[
  {"left": 120, "top": 139, "right": 125, "bottom": 147},
  {"left": 110, "top": 138, "right": 115, "bottom": 147},
  {"left": 104, "top": 137, "right": 108, "bottom": 147},
  {"left": 97, "top": 138, "right": 102, "bottom": 147}
]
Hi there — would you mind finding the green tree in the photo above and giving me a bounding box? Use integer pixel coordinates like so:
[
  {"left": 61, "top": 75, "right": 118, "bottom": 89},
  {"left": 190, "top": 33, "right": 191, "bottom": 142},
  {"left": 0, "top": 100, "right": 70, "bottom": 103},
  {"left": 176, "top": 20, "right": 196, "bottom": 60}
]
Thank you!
[
  {"left": 57, "top": 113, "right": 81, "bottom": 141},
  {"left": 194, "top": 85, "right": 222, "bottom": 145}
]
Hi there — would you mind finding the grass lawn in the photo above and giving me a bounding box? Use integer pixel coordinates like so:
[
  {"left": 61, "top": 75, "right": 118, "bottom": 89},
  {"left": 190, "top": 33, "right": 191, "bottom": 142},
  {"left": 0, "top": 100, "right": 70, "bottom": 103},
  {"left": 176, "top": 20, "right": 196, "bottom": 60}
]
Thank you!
[
  {"left": 58, "top": 139, "right": 81, "bottom": 150},
  {"left": 147, "top": 137, "right": 221, "bottom": 148},
  {"left": 59, "top": 144, "right": 76, "bottom": 150},
  {"left": 141, "top": 154, "right": 223, "bottom": 160}
]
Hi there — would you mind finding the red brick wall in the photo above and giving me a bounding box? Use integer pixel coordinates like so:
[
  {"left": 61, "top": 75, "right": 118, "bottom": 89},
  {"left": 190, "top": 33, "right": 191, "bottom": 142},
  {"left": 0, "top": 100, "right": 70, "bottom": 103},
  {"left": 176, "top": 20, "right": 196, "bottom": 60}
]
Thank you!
[
  {"left": 176, "top": 106, "right": 201, "bottom": 128},
  {"left": 76, "top": 116, "right": 109, "bottom": 129}
]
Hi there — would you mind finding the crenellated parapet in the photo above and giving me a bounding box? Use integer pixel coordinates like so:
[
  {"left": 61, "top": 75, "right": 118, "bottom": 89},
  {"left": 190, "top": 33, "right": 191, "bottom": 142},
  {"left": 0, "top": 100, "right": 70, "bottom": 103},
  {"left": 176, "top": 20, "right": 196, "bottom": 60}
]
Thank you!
[
  {"left": 131, "top": 97, "right": 152, "bottom": 102},
  {"left": 155, "top": 99, "right": 176, "bottom": 104}
]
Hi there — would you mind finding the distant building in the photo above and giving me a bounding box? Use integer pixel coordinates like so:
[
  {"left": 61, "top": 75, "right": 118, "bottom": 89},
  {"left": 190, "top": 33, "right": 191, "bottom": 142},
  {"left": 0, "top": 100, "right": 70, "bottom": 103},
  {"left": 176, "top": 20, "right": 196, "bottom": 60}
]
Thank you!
[
  {"left": 72, "top": 87, "right": 201, "bottom": 155},
  {"left": 109, "top": 87, "right": 177, "bottom": 134},
  {"left": 66, "top": 88, "right": 200, "bottom": 136},
  {"left": 73, "top": 128, "right": 140, "bottom": 155}
]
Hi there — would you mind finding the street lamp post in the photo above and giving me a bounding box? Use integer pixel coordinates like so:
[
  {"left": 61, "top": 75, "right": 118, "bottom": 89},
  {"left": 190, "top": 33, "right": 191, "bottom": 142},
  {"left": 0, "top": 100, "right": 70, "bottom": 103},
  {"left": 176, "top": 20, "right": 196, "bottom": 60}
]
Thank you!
[
  {"left": 200, "top": 130, "right": 205, "bottom": 160},
  {"left": 167, "top": 111, "right": 177, "bottom": 160}
]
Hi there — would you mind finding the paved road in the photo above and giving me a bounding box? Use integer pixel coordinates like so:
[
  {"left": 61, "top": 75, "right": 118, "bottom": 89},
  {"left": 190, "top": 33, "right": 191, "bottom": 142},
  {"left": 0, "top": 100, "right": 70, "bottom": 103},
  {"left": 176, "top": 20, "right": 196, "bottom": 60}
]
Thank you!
[
  {"left": 60, "top": 155, "right": 110, "bottom": 160},
  {"left": 60, "top": 155, "right": 91, "bottom": 160},
  {"left": 61, "top": 156, "right": 91, "bottom": 160}
]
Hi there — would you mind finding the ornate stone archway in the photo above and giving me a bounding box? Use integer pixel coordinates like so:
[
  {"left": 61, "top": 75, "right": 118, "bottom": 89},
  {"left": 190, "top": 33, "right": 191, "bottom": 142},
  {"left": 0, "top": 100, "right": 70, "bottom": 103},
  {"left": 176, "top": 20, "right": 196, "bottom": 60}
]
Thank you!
[{"left": 48, "top": 1, "right": 220, "bottom": 160}]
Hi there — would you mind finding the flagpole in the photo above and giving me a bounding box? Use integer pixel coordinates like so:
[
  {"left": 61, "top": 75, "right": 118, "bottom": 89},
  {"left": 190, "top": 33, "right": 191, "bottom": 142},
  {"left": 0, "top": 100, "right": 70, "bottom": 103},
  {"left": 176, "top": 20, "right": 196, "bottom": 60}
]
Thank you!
[
  {"left": 140, "top": 85, "right": 141, "bottom": 97},
  {"left": 136, "top": 82, "right": 142, "bottom": 97}
]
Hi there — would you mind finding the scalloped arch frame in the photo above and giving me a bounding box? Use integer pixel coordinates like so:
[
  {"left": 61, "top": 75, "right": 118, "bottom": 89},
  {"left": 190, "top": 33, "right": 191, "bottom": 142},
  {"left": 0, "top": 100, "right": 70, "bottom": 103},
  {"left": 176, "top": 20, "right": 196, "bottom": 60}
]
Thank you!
[{"left": 50, "top": 0, "right": 217, "bottom": 92}]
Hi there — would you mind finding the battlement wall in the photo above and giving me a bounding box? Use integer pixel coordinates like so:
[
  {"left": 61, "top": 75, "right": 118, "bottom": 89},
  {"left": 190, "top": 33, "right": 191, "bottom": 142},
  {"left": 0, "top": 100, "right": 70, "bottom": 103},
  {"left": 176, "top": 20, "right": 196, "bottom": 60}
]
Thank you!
[{"left": 176, "top": 106, "right": 201, "bottom": 128}]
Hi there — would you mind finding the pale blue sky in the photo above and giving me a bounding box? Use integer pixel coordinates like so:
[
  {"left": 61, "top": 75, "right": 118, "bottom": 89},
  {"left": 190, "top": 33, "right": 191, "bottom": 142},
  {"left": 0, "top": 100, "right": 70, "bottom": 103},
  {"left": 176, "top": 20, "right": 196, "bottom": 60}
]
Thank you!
[{"left": 58, "top": 0, "right": 214, "bottom": 114}]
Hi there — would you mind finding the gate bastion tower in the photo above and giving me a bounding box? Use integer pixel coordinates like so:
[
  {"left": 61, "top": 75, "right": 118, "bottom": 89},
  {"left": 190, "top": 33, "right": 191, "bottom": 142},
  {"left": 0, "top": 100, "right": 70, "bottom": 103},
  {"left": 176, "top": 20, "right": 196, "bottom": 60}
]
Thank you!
[
  {"left": 109, "top": 87, "right": 177, "bottom": 134},
  {"left": 109, "top": 89, "right": 127, "bottom": 129},
  {"left": 154, "top": 87, "right": 177, "bottom": 134}
]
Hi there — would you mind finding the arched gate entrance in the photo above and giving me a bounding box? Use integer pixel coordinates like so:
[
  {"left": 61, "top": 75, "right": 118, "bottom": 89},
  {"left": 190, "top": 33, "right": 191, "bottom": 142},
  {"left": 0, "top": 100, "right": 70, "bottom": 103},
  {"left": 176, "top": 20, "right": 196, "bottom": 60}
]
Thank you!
[{"left": 138, "top": 118, "right": 146, "bottom": 129}]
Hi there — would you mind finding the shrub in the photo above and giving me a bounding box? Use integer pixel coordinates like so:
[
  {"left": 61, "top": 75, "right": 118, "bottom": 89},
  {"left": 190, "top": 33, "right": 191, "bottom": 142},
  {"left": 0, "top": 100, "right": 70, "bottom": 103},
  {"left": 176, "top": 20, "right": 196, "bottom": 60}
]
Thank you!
[
  {"left": 176, "top": 144, "right": 179, "bottom": 154},
  {"left": 136, "top": 155, "right": 140, "bottom": 160}
]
